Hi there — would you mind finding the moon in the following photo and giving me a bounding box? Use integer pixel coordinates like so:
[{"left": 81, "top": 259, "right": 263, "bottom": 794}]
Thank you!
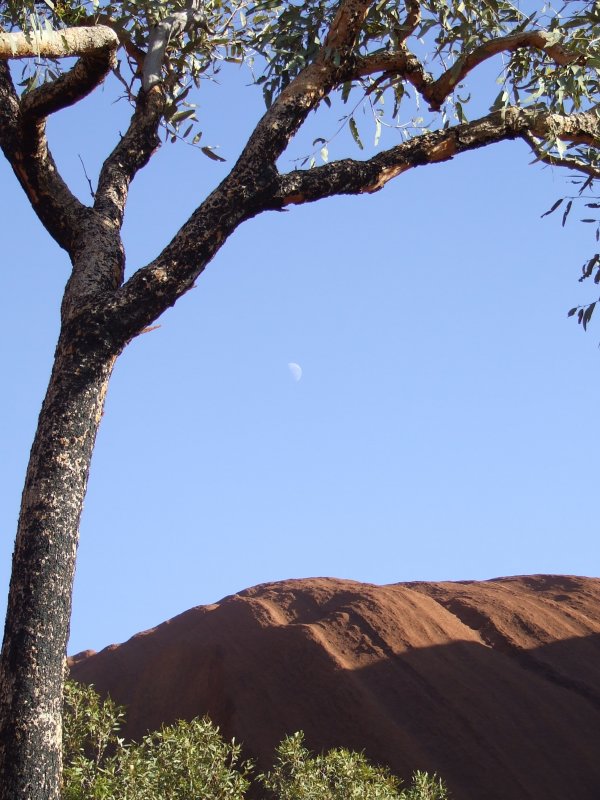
[{"left": 288, "top": 362, "right": 302, "bottom": 382}]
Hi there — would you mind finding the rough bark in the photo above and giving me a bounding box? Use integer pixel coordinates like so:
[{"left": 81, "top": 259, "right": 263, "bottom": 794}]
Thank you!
[{"left": 0, "top": 318, "right": 121, "bottom": 800}]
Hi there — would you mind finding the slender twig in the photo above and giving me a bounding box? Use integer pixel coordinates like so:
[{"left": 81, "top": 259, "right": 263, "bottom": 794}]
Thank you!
[{"left": 78, "top": 154, "right": 95, "bottom": 199}]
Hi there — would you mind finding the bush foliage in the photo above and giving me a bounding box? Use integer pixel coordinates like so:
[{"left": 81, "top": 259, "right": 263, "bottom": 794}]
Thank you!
[{"left": 62, "top": 681, "right": 448, "bottom": 800}]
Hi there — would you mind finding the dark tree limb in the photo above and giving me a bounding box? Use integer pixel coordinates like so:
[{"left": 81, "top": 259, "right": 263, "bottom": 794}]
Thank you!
[
  {"left": 84, "top": 0, "right": 600, "bottom": 346},
  {"left": 270, "top": 106, "right": 600, "bottom": 205},
  {"left": 236, "top": 0, "right": 374, "bottom": 171},
  {"left": 89, "top": 0, "right": 377, "bottom": 342},
  {"left": 21, "top": 47, "right": 117, "bottom": 121},
  {"left": 0, "top": 62, "right": 88, "bottom": 254},
  {"left": 0, "top": 59, "right": 19, "bottom": 142},
  {"left": 94, "top": 86, "right": 165, "bottom": 227},
  {"left": 90, "top": 105, "right": 600, "bottom": 347},
  {"left": 0, "top": 25, "right": 119, "bottom": 252}
]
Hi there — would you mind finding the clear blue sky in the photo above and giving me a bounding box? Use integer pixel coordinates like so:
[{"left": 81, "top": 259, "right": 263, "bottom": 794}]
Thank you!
[{"left": 1, "top": 57, "right": 599, "bottom": 656}]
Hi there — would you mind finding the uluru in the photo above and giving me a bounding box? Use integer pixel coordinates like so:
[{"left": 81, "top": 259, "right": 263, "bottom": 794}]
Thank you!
[{"left": 69, "top": 574, "right": 600, "bottom": 800}]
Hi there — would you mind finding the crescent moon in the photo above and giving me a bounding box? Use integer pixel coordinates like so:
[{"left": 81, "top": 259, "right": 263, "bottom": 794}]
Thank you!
[{"left": 288, "top": 362, "right": 302, "bottom": 382}]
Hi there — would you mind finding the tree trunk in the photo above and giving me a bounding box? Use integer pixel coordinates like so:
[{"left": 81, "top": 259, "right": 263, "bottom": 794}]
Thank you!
[{"left": 0, "top": 314, "right": 119, "bottom": 800}]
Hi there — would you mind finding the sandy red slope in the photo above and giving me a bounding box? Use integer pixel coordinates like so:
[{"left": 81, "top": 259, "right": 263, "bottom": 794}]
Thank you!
[{"left": 69, "top": 575, "right": 600, "bottom": 800}]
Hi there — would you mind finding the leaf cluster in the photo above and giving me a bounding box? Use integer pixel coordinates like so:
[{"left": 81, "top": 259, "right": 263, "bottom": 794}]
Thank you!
[
  {"left": 0, "top": 0, "right": 253, "bottom": 150},
  {"left": 542, "top": 180, "right": 600, "bottom": 331},
  {"left": 63, "top": 681, "right": 251, "bottom": 800},
  {"left": 259, "top": 731, "right": 449, "bottom": 800},
  {"left": 62, "top": 681, "right": 449, "bottom": 800},
  {"left": 3, "top": 0, "right": 600, "bottom": 162}
]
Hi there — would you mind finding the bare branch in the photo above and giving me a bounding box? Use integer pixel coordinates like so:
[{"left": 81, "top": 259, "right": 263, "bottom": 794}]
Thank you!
[
  {"left": 21, "top": 47, "right": 116, "bottom": 120},
  {"left": 352, "top": 45, "right": 434, "bottom": 97},
  {"left": 0, "top": 25, "right": 118, "bottom": 60},
  {"left": 0, "top": 61, "right": 88, "bottom": 253},
  {"left": 93, "top": 104, "right": 600, "bottom": 347},
  {"left": 78, "top": 5, "right": 598, "bottom": 346},
  {"left": 0, "top": 25, "right": 117, "bottom": 121},
  {"left": 527, "top": 104, "right": 600, "bottom": 147},
  {"left": 0, "top": 60, "right": 19, "bottom": 142},
  {"left": 426, "top": 30, "right": 580, "bottom": 111},
  {"left": 272, "top": 106, "right": 600, "bottom": 205},
  {"left": 94, "top": 86, "right": 165, "bottom": 227}
]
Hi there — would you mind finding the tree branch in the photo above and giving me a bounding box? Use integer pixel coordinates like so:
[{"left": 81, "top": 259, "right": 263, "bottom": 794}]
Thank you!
[
  {"left": 0, "top": 26, "right": 117, "bottom": 120},
  {"left": 92, "top": 104, "right": 599, "bottom": 347},
  {"left": 77, "top": 13, "right": 146, "bottom": 73},
  {"left": 234, "top": 0, "right": 373, "bottom": 172},
  {"left": 324, "top": 0, "right": 374, "bottom": 51},
  {"left": 426, "top": 30, "right": 580, "bottom": 111},
  {"left": 21, "top": 47, "right": 117, "bottom": 121},
  {"left": 271, "top": 106, "right": 600, "bottom": 205},
  {"left": 0, "top": 61, "right": 88, "bottom": 253},
  {"left": 352, "top": 45, "right": 433, "bottom": 96},
  {"left": 93, "top": 86, "right": 165, "bottom": 227},
  {"left": 396, "top": 0, "right": 421, "bottom": 43},
  {"left": 351, "top": 29, "right": 579, "bottom": 111},
  {"left": 0, "top": 25, "right": 118, "bottom": 60},
  {"left": 142, "top": 2, "right": 210, "bottom": 91},
  {"left": 74, "top": 3, "right": 598, "bottom": 348}
]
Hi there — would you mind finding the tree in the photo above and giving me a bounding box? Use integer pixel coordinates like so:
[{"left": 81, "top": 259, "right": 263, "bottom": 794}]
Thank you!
[{"left": 0, "top": 0, "right": 599, "bottom": 797}]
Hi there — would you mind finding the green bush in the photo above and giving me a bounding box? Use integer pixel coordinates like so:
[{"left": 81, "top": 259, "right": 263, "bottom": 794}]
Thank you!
[
  {"left": 62, "top": 681, "right": 448, "bottom": 800},
  {"left": 62, "top": 681, "right": 250, "bottom": 800},
  {"left": 258, "top": 732, "right": 448, "bottom": 800}
]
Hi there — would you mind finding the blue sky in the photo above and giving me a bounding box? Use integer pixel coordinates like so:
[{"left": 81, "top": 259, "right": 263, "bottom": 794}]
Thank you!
[{"left": 1, "top": 57, "right": 599, "bottom": 656}]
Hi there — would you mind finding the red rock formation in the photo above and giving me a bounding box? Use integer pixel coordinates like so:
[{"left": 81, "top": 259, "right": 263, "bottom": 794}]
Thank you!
[{"left": 69, "top": 575, "right": 600, "bottom": 800}]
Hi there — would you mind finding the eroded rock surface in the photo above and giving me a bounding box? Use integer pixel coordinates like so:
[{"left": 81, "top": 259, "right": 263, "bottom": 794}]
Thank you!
[{"left": 70, "top": 575, "right": 600, "bottom": 800}]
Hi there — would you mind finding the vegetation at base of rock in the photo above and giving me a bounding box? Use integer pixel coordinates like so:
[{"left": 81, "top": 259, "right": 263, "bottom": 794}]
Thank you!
[
  {"left": 260, "top": 731, "right": 449, "bottom": 800},
  {"left": 62, "top": 681, "right": 448, "bottom": 800}
]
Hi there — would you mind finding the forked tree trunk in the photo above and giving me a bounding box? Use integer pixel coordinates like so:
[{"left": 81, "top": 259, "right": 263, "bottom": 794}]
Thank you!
[{"left": 0, "top": 315, "right": 119, "bottom": 800}]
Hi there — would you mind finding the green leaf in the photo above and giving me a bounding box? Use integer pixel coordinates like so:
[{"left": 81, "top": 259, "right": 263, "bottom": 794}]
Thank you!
[
  {"left": 169, "top": 108, "right": 196, "bottom": 124},
  {"left": 541, "top": 198, "right": 563, "bottom": 218},
  {"left": 201, "top": 146, "right": 226, "bottom": 162},
  {"left": 349, "top": 117, "right": 363, "bottom": 150},
  {"left": 582, "top": 302, "right": 596, "bottom": 330},
  {"left": 374, "top": 117, "right": 382, "bottom": 147}
]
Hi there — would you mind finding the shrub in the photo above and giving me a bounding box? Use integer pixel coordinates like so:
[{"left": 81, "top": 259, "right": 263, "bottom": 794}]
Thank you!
[
  {"left": 62, "top": 681, "right": 448, "bottom": 800},
  {"left": 62, "top": 681, "right": 249, "bottom": 800},
  {"left": 258, "top": 732, "right": 448, "bottom": 800}
]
